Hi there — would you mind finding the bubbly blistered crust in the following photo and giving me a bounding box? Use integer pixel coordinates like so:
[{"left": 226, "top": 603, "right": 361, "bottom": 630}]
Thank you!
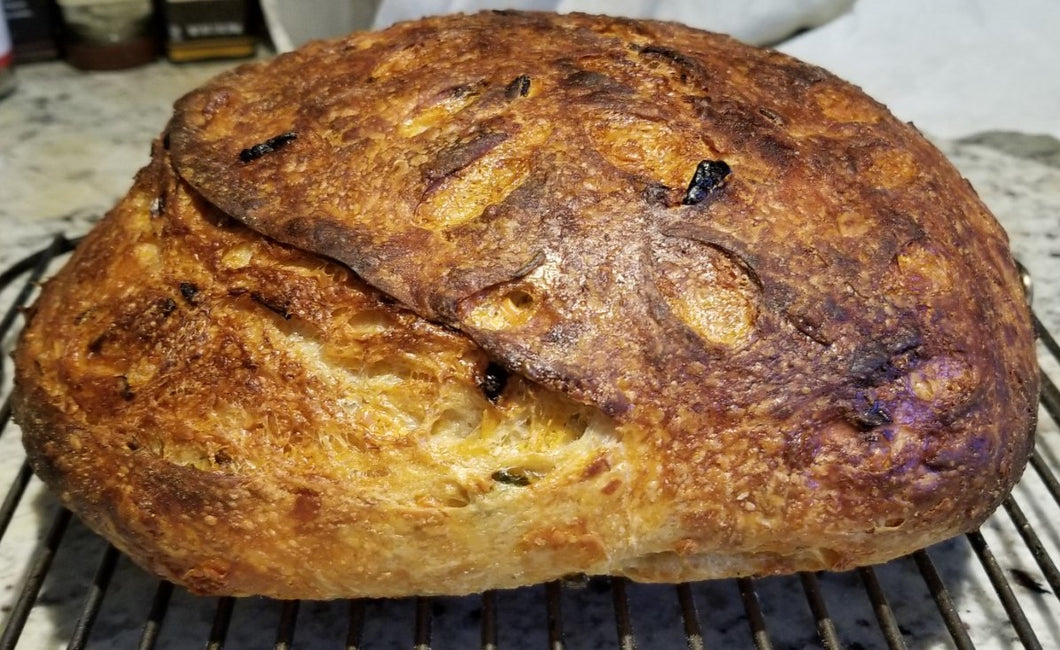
[{"left": 15, "top": 11, "right": 1039, "bottom": 598}]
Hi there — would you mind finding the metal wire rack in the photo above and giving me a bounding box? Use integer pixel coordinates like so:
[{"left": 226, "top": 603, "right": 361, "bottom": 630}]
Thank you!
[{"left": 1, "top": 235, "right": 1058, "bottom": 649}]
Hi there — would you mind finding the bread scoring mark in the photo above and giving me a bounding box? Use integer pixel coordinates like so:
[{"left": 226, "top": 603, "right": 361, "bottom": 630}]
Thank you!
[
  {"left": 813, "top": 86, "right": 882, "bottom": 125},
  {"left": 848, "top": 332, "right": 922, "bottom": 388},
  {"left": 560, "top": 68, "right": 629, "bottom": 93},
  {"left": 465, "top": 285, "right": 539, "bottom": 331},
  {"left": 369, "top": 39, "right": 430, "bottom": 80},
  {"left": 227, "top": 287, "right": 293, "bottom": 320},
  {"left": 632, "top": 44, "right": 705, "bottom": 84},
  {"left": 586, "top": 112, "right": 717, "bottom": 192},
  {"left": 422, "top": 130, "right": 510, "bottom": 189},
  {"left": 412, "top": 122, "right": 548, "bottom": 231},
  {"left": 238, "top": 131, "right": 297, "bottom": 163},
  {"left": 757, "top": 106, "right": 785, "bottom": 126},
  {"left": 398, "top": 81, "right": 487, "bottom": 138},
  {"left": 893, "top": 239, "right": 954, "bottom": 296},
  {"left": 505, "top": 74, "right": 532, "bottom": 99},
  {"left": 652, "top": 236, "right": 761, "bottom": 349}
]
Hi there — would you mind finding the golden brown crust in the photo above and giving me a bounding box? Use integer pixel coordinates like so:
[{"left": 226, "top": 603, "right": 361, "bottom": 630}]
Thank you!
[
  {"left": 15, "top": 147, "right": 637, "bottom": 597},
  {"left": 14, "top": 11, "right": 1039, "bottom": 599},
  {"left": 167, "top": 11, "right": 1034, "bottom": 424}
]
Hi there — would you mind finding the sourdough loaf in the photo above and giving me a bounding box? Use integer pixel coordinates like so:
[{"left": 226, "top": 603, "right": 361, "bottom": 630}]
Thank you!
[{"left": 13, "top": 11, "right": 1038, "bottom": 599}]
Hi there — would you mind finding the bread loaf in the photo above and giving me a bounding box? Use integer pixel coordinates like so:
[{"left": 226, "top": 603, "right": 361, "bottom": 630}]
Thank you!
[{"left": 13, "top": 11, "right": 1038, "bottom": 599}]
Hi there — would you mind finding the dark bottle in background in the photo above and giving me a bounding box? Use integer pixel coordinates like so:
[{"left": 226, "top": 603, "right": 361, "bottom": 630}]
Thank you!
[
  {"left": 2, "top": 0, "right": 62, "bottom": 63},
  {"left": 163, "top": 0, "right": 256, "bottom": 62},
  {"left": 56, "top": 0, "right": 158, "bottom": 70},
  {"left": 0, "top": 3, "right": 16, "bottom": 98}
]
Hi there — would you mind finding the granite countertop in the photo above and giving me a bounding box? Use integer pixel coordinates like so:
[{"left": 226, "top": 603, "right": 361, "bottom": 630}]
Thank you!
[{"left": 1, "top": 54, "right": 1058, "bottom": 649}]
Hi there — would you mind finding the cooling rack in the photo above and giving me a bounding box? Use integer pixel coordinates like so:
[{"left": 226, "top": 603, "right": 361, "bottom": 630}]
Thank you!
[{"left": 1, "top": 235, "right": 1058, "bottom": 649}]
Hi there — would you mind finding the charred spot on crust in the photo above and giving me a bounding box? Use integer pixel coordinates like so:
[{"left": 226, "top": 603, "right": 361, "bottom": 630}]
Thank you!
[
  {"left": 757, "top": 107, "right": 785, "bottom": 126},
  {"left": 250, "top": 292, "right": 292, "bottom": 319},
  {"left": 505, "top": 74, "right": 531, "bottom": 99},
  {"left": 480, "top": 362, "right": 509, "bottom": 403},
  {"left": 850, "top": 399, "right": 892, "bottom": 430},
  {"left": 682, "top": 160, "right": 731, "bottom": 205},
  {"left": 118, "top": 375, "right": 135, "bottom": 401},
  {"left": 448, "top": 80, "right": 488, "bottom": 99},
  {"left": 634, "top": 44, "right": 702, "bottom": 82},
  {"left": 87, "top": 334, "right": 106, "bottom": 355},
  {"left": 179, "top": 282, "right": 200, "bottom": 304},
  {"left": 849, "top": 334, "right": 922, "bottom": 387},
  {"left": 157, "top": 297, "right": 177, "bottom": 318},
  {"left": 635, "top": 44, "right": 698, "bottom": 67},
  {"left": 239, "top": 131, "right": 298, "bottom": 163},
  {"left": 228, "top": 287, "right": 292, "bottom": 319}
]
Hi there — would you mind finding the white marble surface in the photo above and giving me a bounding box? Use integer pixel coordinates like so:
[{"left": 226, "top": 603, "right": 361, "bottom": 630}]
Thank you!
[{"left": 1, "top": 50, "right": 1059, "bottom": 650}]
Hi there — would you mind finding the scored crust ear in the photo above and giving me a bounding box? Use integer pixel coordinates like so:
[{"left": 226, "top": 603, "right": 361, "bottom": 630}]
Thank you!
[{"left": 167, "top": 12, "right": 1032, "bottom": 434}]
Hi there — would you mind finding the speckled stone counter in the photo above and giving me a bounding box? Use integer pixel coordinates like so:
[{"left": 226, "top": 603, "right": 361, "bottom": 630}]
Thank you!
[
  {"left": 0, "top": 59, "right": 235, "bottom": 268},
  {"left": 1, "top": 58, "right": 1058, "bottom": 650}
]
